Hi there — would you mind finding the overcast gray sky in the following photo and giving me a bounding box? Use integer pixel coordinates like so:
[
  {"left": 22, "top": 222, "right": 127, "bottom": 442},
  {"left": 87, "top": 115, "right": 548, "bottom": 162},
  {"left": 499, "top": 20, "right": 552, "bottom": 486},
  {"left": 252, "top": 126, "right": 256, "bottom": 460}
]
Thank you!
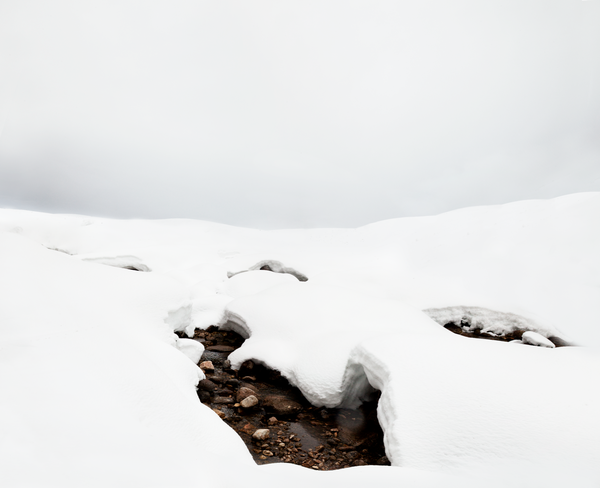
[{"left": 1, "top": 0, "right": 599, "bottom": 228}]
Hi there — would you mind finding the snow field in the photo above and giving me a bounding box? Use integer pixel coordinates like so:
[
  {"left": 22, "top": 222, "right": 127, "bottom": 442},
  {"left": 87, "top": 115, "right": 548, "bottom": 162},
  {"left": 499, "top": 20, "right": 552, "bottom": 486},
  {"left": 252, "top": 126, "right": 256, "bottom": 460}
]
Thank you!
[{"left": 1, "top": 193, "right": 599, "bottom": 487}]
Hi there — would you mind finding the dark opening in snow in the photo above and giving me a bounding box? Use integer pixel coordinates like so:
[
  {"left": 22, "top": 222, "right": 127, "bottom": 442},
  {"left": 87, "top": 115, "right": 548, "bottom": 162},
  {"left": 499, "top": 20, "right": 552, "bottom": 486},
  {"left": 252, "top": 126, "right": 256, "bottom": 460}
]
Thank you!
[
  {"left": 184, "top": 326, "right": 389, "bottom": 470},
  {"left": 425, "top": 306, "right": 573, "bottom": 347}
]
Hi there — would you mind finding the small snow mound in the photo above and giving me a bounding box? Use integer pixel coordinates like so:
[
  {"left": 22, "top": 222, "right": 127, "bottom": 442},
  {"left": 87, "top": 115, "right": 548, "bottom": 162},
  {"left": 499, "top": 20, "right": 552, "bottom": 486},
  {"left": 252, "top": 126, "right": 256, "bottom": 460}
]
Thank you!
[
  {"left": 188, "top": 288, "right": 232, "bottom": 335},
  {"left": 82, "top": 255, "right": 151, "bottom": 272},
  {"left": 165, "top": 302, "right": 193, "bottom": 334},
  {"left": 228, "top": 260, "right": 308, "bottom": 282},
  {"left": 522, "top": 331, "right": 556, "bottom": 348},
  {"left": 176, "top": 338, "right": 205, "bottom": 364},
  {"left": 219, "top": 270, "right": 298, "bottom": 299}
]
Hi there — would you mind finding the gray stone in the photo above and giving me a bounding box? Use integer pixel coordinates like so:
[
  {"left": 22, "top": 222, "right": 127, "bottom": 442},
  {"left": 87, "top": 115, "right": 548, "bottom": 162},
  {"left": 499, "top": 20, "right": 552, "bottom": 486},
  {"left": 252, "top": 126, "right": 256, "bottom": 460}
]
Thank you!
[
  {"left": 198, "top": 390, "right": 211, "bottom": 403},
  {"left": 213, "top": 396, "right": 235, "bottom": 405},
  {"left": 240, "top": 382, "right": 259, "bottom": 394},
  {"left": 197, "top": 379, "right": 217, "bottom": 392},
  {"left": 240, "top": 395, "right": 258, "bottom": 409},
  {"left": 263, "top": 395, "right": 302, "bottom": 416},
  {"left": 237, "top": 387, "right": 259, "bottom": 403},
  {"left": 208, "top": 374, "right": 229, "bottom": 385}
]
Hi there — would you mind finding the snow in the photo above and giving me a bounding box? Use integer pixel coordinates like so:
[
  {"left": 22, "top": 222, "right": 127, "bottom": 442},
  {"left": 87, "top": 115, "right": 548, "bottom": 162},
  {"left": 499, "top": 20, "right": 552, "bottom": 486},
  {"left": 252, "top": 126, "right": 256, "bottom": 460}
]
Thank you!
[
  {"left": 522, "top": 331, "right": 556, "bottom": 348},
  {"left": 1, "top": 193, "right": 599, "bottom": 487},
  {"left": 176, "top": 338, "right": 206, "bottom": 364}
]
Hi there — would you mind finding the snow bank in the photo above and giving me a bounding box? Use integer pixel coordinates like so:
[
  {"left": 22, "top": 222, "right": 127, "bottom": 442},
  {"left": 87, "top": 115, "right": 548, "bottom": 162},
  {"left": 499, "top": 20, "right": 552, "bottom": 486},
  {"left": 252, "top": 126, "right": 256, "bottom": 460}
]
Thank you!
[
  {"left": 1, "top": 193, "right": 599, "bottom": 487},
  {"left": 220, "top": 281, "right": 443, "bottom": 407}
]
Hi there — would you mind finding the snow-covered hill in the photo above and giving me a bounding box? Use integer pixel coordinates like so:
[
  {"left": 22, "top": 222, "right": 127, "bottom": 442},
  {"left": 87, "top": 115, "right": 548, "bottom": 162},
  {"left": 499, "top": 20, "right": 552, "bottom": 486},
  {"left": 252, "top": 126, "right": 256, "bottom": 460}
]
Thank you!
[{"left": 1, "top": 193, "right": 599, "bottom": 487}]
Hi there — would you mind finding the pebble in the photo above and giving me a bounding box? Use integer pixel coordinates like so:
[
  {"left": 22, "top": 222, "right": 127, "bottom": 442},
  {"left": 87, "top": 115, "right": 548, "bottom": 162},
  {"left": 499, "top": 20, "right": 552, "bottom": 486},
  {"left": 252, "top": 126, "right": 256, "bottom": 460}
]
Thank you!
[
  {"left": 240, "top": 395, "right": 259, "bottom": 409},
  {"left": 237, "top": 387, "right": 259, "bottom": 403},
  {"left": 197, "top": 379, "right": 217, "bottom": 392},
  {"left": 262, "top": 395, "right": 302, "bottom": 416},
  {"left": 197, "top": 390, "right": 210, "bottom": 403},
  {"left": 206, "top": 345, "right": 235, "bottom": 353},
  {"left": 240, "top": 360, "right": 254, "bottom": 371},
  {"left": 211, "top": 408, "right": 226, "bottom": 419},
  {"left": 376, "top": 456, "right": 389, "bottom": 465},
  {"left": 213, "top": 396, "right": 235, "bottom": 405},
  {"left": 208, "top": 374, "right": 229, "bottom": 385},
  {"left": 252, "top": 429, "right": 270, "bottom": 441},
  {"left": 199, "top": 361, "right": 214, "bottom": 372},
  {"left": 196, "top": 329, "right": 390, "bottom": 471}
]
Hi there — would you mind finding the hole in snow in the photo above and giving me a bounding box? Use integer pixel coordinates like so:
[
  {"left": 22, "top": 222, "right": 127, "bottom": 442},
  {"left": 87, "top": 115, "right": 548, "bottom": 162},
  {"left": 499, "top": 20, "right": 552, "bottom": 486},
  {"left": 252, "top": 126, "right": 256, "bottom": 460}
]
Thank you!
[
  {"left": 228, "top": 260, "right": 308, "bottom": 282},
  {"left": 425, "top": 306, "right": 571, "bottom": 347},
  {"left": 186, "top": 326, "right": 389, "bottom": 469}
]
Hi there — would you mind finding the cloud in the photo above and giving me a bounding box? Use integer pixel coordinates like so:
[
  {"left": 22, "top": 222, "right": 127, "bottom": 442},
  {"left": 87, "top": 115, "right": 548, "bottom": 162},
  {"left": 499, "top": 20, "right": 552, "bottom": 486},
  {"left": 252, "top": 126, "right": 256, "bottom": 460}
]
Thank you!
[{"left": 1, "top": 0, "right": 599, "bottom": 228}]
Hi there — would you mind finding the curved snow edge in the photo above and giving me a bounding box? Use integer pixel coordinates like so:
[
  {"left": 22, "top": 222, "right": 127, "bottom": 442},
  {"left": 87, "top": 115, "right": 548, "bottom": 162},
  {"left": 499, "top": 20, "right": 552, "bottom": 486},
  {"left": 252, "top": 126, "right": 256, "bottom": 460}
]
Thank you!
[{"left": 341, "top": 344, "right": 399, "bottom": 466}]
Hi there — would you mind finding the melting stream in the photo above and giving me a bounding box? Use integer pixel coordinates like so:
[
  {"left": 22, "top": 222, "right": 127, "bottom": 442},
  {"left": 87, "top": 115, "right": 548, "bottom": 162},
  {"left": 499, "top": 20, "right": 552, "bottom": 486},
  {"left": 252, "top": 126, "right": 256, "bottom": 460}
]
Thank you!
[{"left": 187, "top": 326, "right": 389, "bottom": 470}]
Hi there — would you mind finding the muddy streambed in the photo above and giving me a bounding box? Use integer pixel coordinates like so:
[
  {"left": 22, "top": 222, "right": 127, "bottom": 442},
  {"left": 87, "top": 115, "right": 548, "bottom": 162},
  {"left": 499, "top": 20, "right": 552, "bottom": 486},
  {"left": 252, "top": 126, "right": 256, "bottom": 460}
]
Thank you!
[{"left": 183, "top": 326, "right": 389, "bottom": 470}]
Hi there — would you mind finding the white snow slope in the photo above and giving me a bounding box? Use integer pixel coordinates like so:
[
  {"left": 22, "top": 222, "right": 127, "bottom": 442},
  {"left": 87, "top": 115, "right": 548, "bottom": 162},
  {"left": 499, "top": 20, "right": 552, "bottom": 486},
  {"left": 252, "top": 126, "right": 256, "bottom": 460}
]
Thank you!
[{"left": 1, "top": 193, "right": 599, "bottom": 487}]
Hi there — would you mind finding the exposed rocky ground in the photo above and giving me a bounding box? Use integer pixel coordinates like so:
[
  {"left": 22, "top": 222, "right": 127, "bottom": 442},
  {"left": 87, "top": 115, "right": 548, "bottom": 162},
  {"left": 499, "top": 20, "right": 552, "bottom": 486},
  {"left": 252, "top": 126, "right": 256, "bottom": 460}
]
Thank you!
[
  {"left": 441, "top": 321, "right": 569, "bottom": 346},
  {"left": 185, "top": 326, "right": 389, "bottom": 470},
  {"left": 424, "top": 306, "right": 571, "bottom": 347},
  {"left": 182, "top": 314, "right": 568, "bottom": 470}
]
